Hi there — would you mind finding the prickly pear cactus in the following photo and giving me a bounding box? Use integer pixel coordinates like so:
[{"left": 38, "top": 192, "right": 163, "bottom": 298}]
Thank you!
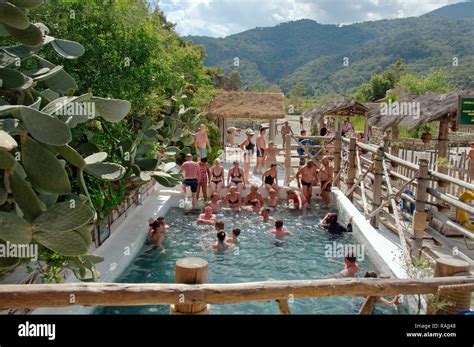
[{"left": 0, "top": 0, "right": 138, "bottom": 281}]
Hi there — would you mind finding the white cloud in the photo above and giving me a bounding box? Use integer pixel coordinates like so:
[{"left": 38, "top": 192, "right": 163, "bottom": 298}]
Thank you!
[{"left": 159, "top": 0, "right": 466, "bottom": 37}]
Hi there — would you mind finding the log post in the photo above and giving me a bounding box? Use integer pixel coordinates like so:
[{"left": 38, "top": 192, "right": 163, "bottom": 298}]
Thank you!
[
  {"left": 390, "top": 125, "right": 399, "bottom": 165},
  {"left": 359, "top": 296, "right": 377, "bottom": 315},
  {"left": 170, "top": 257, "right": 210, "bottom": 314},
  {"left": 411, "top": 158, "right": 429, "bottom": 259},
  {"left": 275, "top": 299, "right": 291, "bottom": 314},
  {"left": 370, "top": 147, "right": 384, "bottom": 228},
  {"left": 437, "top": 117, "right": 450, "bottom": 191},
  {"left": 432, "top": 258, "right": 471, "bottom": 315},
  {"left": 284, "top": 133, "right": 292, "bottom": 186},
  {"left": 346, "top": 137, "right": 357, "bottom": 201},
  {"left": 333, "top": 131, "right": 342, "bottom": 188},
  {"left": 269, "top": 119, "right": 276, "bottom": 143}
]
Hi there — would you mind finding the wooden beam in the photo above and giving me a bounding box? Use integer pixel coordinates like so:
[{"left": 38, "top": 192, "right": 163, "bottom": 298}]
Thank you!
[
  {"left": 346, "top": 138, "right": 357, "bottom": 201},
  {"left": 333, "top": 131, "right": 342, "bottom": 187},
  {"left": 371, "top": 147, "right": 384, "bottom": 228},
  {"left": 359, "top": 296, "right": 377, "bottom": 315},
  {"left": 0, "top": 277, "right": 473, "bottom": 309},
  {"left": 284, "top": 133, "right": 292, "bottom": 185},
  {"left": 276, "top": 299, "right": 291, "bottom": 314}
]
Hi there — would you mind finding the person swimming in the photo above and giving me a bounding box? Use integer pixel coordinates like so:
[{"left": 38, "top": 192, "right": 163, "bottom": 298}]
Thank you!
[
  {"left": 320, "top": 213, "right": 352, "bottom": 234},
  {"left": 335, "top": 256, "right": 359, "bottom": 277},
  {"left": 243, "top": 198, "right": 263, "bottom": 212},
  {"left": 286, "top": 189, "right": 307, "bottom": 210},
  {"left": 148, "top": 220, "right": 166, "bottom": 253},
  {"left": 226, "top": 228, "right": 240, "bottom": 245},
  {"left": 260, "top": 208, "right": 274, "bottom": 223},
  {"left": 212, "top": 230, "right": 229, "bottom": 251},
  {"left": 207, "top": 192, "right": 222, "bottom": 212},
  {"left": 269, "top": 220, "right": 294, "bottom": 239},
  {"left": 267, "top": 188, "right": 279, "bottom": 208}
]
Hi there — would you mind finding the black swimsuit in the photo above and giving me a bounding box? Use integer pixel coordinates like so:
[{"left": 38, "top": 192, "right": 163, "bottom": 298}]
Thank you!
[
  {"left": 211, "top": 167, "right": 224, "bottom": 184},
  {"left": 230, "top": 168, "right": 243, "bottom": 184},
  {"left": 264, "top": 174, "right": 276, "bottom": 185},
  {"left": 245, "top": 140, "right": 255, "bottom": 154}
]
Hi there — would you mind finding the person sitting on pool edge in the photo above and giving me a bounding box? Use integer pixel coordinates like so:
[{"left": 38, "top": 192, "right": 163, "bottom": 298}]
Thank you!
[
  {"left": 207, "top": 192, "right": 222, "bottom": 212},
  {"left": 267, "top": 188, "right": 279, "bottom": 208},
  {"left": 212, "top": 231, "right": 229, "bottom": 251},
  {"left": 223, "top": 186, "right": 241, "bottom": 210},
  {"left": 226, "top": 228, "right": 241, "bottom": 245},
  {"left": 260, "top": 208, "right": 274, "bottom": 223},
  {"left": 320, "top": 213, "right": 352, "bottom": 234},
  {"left": 269, "top": 220, "right": 294, "bottom": 239},
  {"left": 197, "top": 206, "right": 217, "bottom": 225},
  {"left": 243, "top": 198, "right": 262, "bottom": 212},
  {"left": 286, "top": 189, "right": 307, "bottom": 210},
  {"left": 244, "top": 184, "right": 264, "bottom": 206}
]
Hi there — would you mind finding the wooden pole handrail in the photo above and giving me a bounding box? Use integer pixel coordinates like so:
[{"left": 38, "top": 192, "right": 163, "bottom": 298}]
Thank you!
[{"left": 0, "top": 277, "right": 473, "bottom": 309}]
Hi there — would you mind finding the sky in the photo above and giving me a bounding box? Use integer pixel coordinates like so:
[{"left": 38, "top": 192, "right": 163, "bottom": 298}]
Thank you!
[{"left": 153, "top": 0, "right": 467, "bottom": 37}]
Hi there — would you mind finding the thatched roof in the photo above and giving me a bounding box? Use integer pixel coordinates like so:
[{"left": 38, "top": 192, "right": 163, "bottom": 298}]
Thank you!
[
  {"left": 368, "top": 90, "right": 473, "bottom": 131},
  {"left": 302, "top": 97, "right": 369, "bottom": 122},
  {"left": 206, "top": 91, "right": 286, "bottom": 119}
]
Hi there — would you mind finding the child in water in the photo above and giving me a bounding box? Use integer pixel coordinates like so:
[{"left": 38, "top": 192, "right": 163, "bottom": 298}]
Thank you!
[
  {"left": 226, "top": 228, "right": 240, "bottom": 245},
  {"left": 148, "top": 220, "right": 166, "bottom": 253},
  {"left": 260, "top": 208, "right": 274, "bottom": 223},
  {"left": 212, "top": 231, "right": 229, "bottom": 251}
]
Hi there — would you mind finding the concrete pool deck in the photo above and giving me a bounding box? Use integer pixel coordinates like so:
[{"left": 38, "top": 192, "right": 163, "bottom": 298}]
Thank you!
[{"left": 31, "top": 181, "right": 411, "bottom": 314}]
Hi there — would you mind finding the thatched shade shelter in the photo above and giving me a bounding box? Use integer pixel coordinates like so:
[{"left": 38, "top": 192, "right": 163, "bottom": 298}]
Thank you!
[
  {"left": 302, "top": 97, "right": 370, "bottom": 135},
  {"left": 206, "top": 91, "right": 286, "bottom": 143}
]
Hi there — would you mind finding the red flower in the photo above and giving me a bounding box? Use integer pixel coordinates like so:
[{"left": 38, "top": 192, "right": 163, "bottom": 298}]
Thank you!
[
  {"left": 98, "top": 214, "right": 102, "bottom": 219},
  {"left": 113, "top": 184, "right": 120, "bottom": 190},
  {"left": 98, "top": 205, "right": 103, "bottom": 211},
  {"left": 106, "top": 211, "right": 111, "bottom": 215},
  {"left": 105, "top": 195, "right": 110, "bottom": 201},
  {"left": 103, "top": 184, "right": 109, "bottom": 190},
  {"left": 132, "top": 127, "right": 138, "bottom": 133}
]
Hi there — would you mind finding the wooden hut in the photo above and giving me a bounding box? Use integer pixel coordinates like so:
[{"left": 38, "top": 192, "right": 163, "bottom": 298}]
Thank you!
[
  {"left": 206, "top": 91, "right": 286, "bottom": 145},
  {"left": 302, "top": 97, "right": 370, "bottom": 135}
]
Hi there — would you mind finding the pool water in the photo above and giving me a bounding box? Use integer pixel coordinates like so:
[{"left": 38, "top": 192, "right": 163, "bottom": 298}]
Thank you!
[{"left": 95, "top": 206, "right": 399, "bottom": 315}]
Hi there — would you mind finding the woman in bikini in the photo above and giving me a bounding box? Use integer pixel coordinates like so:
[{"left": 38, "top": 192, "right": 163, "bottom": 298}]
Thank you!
[
  {"left": 262, "top": 163, "right": 279, "bottom": 193},
  {"left": 240, "top": 129, "right": 256, "bottom": 184},
  {"left": 264, "top": 141, "right": 280, "bottom": 168},
  {"left": 197, "top": 157, "right": 210, "bottom": 201},
  {"left": 227, "top": 161, "right": 246, "bottom": 194},
  {"left": 209, "top": 158, "right": 224, "bottom": 195},
  {"left": 223, "top": 186, "right": 241, "bottom": 210}
]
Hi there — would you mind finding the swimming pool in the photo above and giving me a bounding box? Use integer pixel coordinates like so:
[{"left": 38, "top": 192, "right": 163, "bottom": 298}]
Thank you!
[{"left": 95, "top": 206, "right": 400, "bottom": 314}]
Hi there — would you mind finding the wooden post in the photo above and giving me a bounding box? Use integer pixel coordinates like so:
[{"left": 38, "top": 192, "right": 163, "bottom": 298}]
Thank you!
[
  {"left": 411, "top": 158, "right": 428, "bottom": 259},
  {"left": 346, "top": 137, "right": 357, "bottom": 201},
  {"left": 170, "top": 257, "right": 210, "bottom": 314},
  {"left": 275, "top": 299, "right": 291, "bottom": 314},
  {"left": 269, "top": 119, "right": 276, "bottom": 143},
  {"left": 370, "top": 147, "right": 384, "bottom": 227},
  {"left": 359, "top": 296, "right": 377, "bottom": 315},
  {"left": 390, "top": 125, "right": 399, "bottom": 160},
  {"left": 432, "top": 258, "right": 471, "bottom": 315},
  {"left": 437, "top": 117, "right": 450, "bottom": 191},
  {"left": 284, "top": 133, "right": 292, "bottom": 186},
  {"left": 333, "top": 131, "right": 342, "bottom": 188}
]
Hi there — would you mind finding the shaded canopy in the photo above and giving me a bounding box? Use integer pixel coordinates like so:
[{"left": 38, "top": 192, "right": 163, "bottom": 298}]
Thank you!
[
  {"left": 303, "top": 97, "right": 369, "bottom": 122},
  {"left": 206, "top": 91, "right": 286, "bottom": 119},
  {"left": 368, "top": 90, "right": 473, "bottom": 131}
]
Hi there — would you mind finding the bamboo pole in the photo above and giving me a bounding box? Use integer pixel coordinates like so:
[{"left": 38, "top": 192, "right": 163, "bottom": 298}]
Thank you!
[
  {"left": 333, "top": 131, "right": 342, "bottom": 188},
  {"left": 0, "top": 277, "right": 473, "bottom": 309},
  {"left": 346, "top": 138, "right": 357, "bottom": 201},
  {"left": 382, "top": 160, "right": 412, "bottom": 265},
  {"left": 356, "top": 148, "right": 369, "bottom": 216},
  {"left": 370, "top": 147, "right": 384, "bottom": 228},
  {"left": 284, "top": 133, "right": 292, "bottom": 185}
]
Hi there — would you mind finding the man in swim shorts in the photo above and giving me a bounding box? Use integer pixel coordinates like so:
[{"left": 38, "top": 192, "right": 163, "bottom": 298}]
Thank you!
[
  {"left": 194, "top": 124, "right": 211, "bottom": 160},
  {"left": 180, "top": 154, "right": 200, "bottom": 209},
  {"left": 296, "top": 160, "right": 318, "bottom": 204}
]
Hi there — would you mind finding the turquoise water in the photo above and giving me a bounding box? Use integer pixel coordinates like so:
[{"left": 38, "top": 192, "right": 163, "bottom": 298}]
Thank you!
[{"left": 95, "top": 206, "right": 399, "bottom": 314}]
